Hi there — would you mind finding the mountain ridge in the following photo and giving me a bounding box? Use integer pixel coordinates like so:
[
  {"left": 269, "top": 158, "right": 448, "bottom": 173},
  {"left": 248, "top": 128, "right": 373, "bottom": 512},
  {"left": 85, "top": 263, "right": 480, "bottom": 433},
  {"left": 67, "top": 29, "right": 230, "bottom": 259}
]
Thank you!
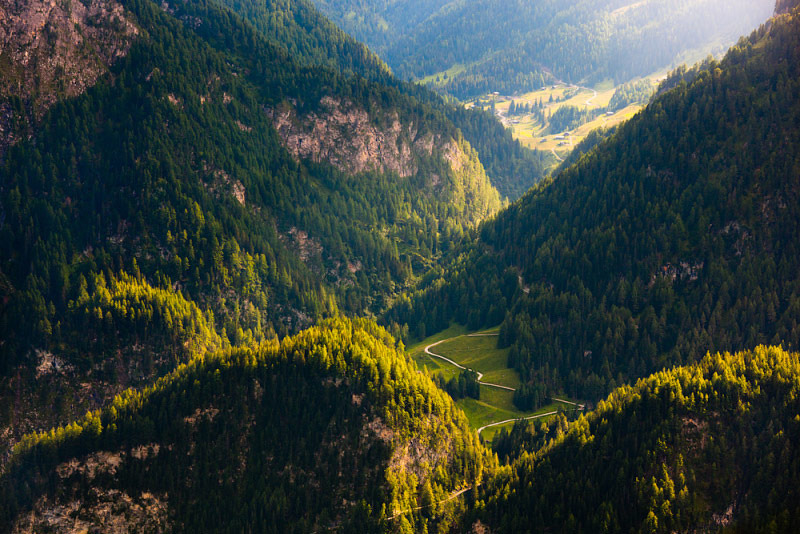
[
  {"left": 0, "top": 0, "right": 504, "bottom": 457},
  {"left": 1, "top": 318, "right": 489, "bottom": 533},
  {"left": 386, "top": 2, "right": 800, "bottom": 402}
]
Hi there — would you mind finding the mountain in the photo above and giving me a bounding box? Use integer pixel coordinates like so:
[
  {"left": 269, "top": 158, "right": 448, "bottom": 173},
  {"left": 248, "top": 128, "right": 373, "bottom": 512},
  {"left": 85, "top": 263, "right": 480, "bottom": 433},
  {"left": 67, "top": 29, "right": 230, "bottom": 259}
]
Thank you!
[
  {"left": 203, "top": 0, "right": 551, "bottom": 199},
  {"left": 0, "top": 319, "right": 489, "bottom": 533},
  {"left": 211, "top": 0, "right": 392, "bottom": 81},
  {"left": 469, "top": 345, "right": 800, "bottom": 533},
  {"left": 386, "top": 3, "right": 800, "bottom": 402},
  {"left": 309, "top": 0, "right": 775, "bottom": 99},
  {"left": 0, "top": 0, "right": 511, "bottom": 456},
  {"left": 775, "top": 0, "right": 800, "bottom": 14}
]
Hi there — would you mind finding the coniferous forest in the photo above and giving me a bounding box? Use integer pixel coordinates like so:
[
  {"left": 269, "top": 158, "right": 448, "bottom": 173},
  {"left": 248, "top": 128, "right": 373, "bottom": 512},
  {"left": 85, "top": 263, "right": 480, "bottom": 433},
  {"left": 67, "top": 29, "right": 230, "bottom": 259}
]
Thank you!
[{"left": 1, "top": 0, "right": 800, "bottom": 531}]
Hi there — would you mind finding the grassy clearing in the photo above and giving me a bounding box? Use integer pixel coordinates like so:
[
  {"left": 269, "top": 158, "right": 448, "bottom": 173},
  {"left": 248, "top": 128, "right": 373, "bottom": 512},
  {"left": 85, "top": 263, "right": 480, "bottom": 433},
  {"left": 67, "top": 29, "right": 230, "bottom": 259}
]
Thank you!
[
  {"left": 419, "top": 63, "right": 469, "bottom": 87},
  {"left": 476, "top": 403, "right": 565, "bottom": 441},
  {"left": 433, "top": 334, "right": 515, "bottom": 387},
  {"left": 593, "top": 78, "right": 615, "bottom": 92},
  {"left": 409, "top": 324, "right": 579, "bottom": 442},
  {"left": 465, "top": 75, "right": 660, "bottom": 162}
]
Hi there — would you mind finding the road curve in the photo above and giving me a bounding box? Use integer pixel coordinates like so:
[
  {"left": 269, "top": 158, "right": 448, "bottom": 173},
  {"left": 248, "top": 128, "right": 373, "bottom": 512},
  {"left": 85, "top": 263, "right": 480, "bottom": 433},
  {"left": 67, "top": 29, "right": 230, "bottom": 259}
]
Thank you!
[
  {"left": 422, "top": 333, "right": 584, "bottom": 437},
  {"left": 583, "top": 87, "right": 598, "bottom": 107},
  {"left": 389, "top": 485, "right": 477, "bottom": 520},
  {"left": 477, "top": 410, "right": 558, "bottom": 436},
  {"left": 424, "top": 338, "right": 515, "bottom": 391}
]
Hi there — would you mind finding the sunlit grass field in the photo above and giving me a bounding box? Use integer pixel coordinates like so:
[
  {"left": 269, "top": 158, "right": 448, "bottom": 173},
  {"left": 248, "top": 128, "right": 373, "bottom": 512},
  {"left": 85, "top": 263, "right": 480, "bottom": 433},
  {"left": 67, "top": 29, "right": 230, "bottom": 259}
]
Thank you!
[{"left": 408, "top": 324, "right": 572, "bottom": 441}]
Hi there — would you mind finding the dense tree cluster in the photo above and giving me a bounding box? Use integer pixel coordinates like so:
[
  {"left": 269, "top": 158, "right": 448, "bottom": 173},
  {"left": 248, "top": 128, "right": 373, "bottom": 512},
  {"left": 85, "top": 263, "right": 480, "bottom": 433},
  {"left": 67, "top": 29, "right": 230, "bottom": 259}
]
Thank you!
[
  {"left": 471, "top": 345, "right": 800, "bottom": 533},
  {"left": 511, "top": 382, "right": 549, "bottom": 411},
  {"left": 608, "top": 78, "right": 654, "bottom": 111},
  {"left": 546, "top": 105, "right": 603, "bottom": 134},
  {"left": 386, "top": 8, "right": 800, "bottom": 401},
  {"left": 0, "top": 319, "right": 489, "bottom": 533},
  {"left": 313, "top": 0, "right": 773, "bottom": 99},
  {"left": 433, "top": 369, "right": 480, "bottom": 401},
  {"left": 490, "top": 412, "right": 572, "bottom": 464}
]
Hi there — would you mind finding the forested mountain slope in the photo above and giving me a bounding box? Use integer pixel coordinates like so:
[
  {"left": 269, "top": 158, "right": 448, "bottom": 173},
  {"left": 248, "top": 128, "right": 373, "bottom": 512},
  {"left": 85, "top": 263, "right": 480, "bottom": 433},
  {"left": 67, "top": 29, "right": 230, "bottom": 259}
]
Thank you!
[
  {"left": 0, "top": 319, "right": 488, "bottom": 533},
  {"left": 310, "top": 0, "right": 774, "bottom": 98},
  {"left": 387, "top": 4, "right": 800, "bottom": 401},
  {"left": 470, "top": 345, "right": 800, "bottom": 533},
  {"left": 0, "top": 0, "right": 507, "bottom": 456},
  {"left": 204, "top": 0, "right": 550, "bottom": 199},
  {"left": 211, "top": 0, "right": 392, "bottom": 81}
]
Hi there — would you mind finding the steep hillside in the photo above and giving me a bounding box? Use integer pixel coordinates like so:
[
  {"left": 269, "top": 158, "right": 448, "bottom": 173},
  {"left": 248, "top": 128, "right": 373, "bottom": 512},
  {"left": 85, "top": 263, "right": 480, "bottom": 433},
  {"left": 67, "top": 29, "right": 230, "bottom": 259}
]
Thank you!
[
  {"left": 387, "top": 4, "right": 800, "bottom": 401},
  {"left": 307, "top": 0, "right": 449, "bottom": 58},
  {"left": 212, "top": 0, "right": 392, "bottom": 81},
  {"left": 205, "top": 0, "right": 550, "bottom": 199},
  {"left": 470, "top": 346, "right": 800, "bottom": 533},
  {"left": 310, "top": 0, "right": 774, "bottom": 98},
  {"left": 0, "top": 0, "right": 506, "bottom": 456},
  {"left": 0, "top": 319, "right": 489, "bottom": 533},
  {"left": 0, "top": 0, "right": 139, "bottom": 155}
]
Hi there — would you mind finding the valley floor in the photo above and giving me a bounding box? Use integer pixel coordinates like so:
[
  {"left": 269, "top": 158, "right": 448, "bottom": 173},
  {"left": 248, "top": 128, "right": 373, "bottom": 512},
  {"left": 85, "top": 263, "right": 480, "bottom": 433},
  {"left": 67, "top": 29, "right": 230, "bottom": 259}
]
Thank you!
[{"left": 408, "top": 325, "right": 582, "bottom": 441}]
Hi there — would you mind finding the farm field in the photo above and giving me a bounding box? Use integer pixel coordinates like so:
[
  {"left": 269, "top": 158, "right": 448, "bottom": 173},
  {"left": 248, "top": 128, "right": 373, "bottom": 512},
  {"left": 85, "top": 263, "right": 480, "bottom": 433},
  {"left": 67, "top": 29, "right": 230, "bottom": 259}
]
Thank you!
[{"left": 467, "top": 76, "right": 660, "bottom": 161}]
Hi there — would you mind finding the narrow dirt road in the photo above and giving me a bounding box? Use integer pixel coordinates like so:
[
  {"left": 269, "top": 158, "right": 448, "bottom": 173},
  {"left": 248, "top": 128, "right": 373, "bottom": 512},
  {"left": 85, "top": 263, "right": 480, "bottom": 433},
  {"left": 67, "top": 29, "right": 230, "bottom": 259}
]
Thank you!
[
  {"left": 389, "top": 485, "right": 477, "bottom": 520},
  {"left": 583, "top": 86, "right": 598, "bottom": 107},
  {"left": 424, "top": 337, "right": 514, "bottom": 391},
  {"left": 477, "top": 410, "right": 558, "bottom": 436},
  {"left": 423, "top": 333, "right": 585, "bottom": 438}
]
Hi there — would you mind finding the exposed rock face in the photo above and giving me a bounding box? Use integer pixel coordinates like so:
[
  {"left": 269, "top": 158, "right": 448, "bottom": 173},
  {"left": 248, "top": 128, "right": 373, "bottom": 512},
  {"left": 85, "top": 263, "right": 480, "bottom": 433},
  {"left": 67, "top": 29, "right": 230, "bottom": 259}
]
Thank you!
[
  {"left": 269, "top": 96, "right": 421, "bottom": 177},
  {"left": 12, "top": 447, "right": 169, "bottom": 533},
  {"left": 0, "top": 0, "right": 139, "bottom": 154},
  {"left": 267, "top": 95, "right": 502, "bottom": 223},
  {"left": 12, "top": 489, "right": 169, "bottom": 534}
]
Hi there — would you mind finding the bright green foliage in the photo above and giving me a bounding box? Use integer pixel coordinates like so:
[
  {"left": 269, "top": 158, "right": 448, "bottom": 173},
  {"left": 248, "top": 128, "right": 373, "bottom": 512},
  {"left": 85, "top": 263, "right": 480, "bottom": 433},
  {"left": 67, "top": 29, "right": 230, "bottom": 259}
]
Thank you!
[
  {"left": 547, "top": 105, "right": 603, "bottom": 134},
  {"left": 0, "top": 318, "right": 489, "bottom": 532},
  {"left": 0, "top": 0, "right": 505, "bottom": 368},
  {"left": 65, "top": 271, "right": 227, "bottom": 367},
  {"left": 608, "top": 78, "right": 655, "bottom": 111},
  {"left": 472, "top": 345, "right": 800, "bottom": 533},
  {"left": 387, "top": 7, "right": 800, "bottom": 400},
  {"left": 490, "top": 412, "right": 572, "bottom": 463},
  {"left": 212, "top": 0, "right": 550, "bottom": 199}
]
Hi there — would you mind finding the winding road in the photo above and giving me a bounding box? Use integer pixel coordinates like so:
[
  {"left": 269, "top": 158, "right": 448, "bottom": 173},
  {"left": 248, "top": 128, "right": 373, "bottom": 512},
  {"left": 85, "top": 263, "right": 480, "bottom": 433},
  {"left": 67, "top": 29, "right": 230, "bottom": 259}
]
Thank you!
[
  {"left": 424, "top": 334, "right": 514, "bottom": 391},
  {"left": 423, "top": 334, "right": 585, "bottom": 437},
  {"left": 583, "top": 86, "right": 599, "bottom": 107},
  {"left": 477, "top": 410, "right": 558, "bottom": 436},
  {"left": 388, "top": 485, "right": 477, "bottom": 520}
]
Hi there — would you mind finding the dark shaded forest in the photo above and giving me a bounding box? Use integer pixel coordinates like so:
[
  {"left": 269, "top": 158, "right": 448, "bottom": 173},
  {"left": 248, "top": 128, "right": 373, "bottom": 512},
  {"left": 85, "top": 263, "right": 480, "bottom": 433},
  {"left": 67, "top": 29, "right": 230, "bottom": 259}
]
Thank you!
[{"left": 386, "top": 8, "right": 800, "bottom": 401}]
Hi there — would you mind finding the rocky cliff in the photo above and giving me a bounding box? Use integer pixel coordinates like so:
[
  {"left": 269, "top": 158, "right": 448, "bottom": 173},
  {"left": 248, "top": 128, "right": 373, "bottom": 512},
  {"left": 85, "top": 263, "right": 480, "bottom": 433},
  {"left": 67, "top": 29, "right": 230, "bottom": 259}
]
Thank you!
[
  {"left": 268, "top": 96, "right": 502, "bottom": 223},
  {"left": 0, "top": 0, "right": 138, "bottom": 155}
]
